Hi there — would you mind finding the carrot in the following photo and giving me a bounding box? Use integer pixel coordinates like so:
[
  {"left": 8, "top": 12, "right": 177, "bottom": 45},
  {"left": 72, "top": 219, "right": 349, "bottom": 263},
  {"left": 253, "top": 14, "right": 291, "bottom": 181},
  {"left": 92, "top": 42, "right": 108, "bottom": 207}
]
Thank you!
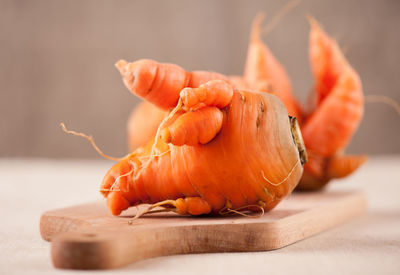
[
  {"left": 123, "top": 15, "right": 366, "bottom": 191},
  {"left": 160, "top": 80, "right": 234, "bottom": 146},
  {"left": 243, "top": 13, "right": 301, "bottom": 120},
  {"left": 303, "top": 18, "right": 363, "bottom": 155},
  {"left": 180, "top": 79, "right": 234, "bottom": 110},
  {"left": 160, "top": 106, "right": 223, "bottom": 146},
  {"left": 115, "top": 59, "right": 229, "bottom": 110},
  {"left": 239, "top": 16, "right": 366, "bottom": 190},
  {"left": 127, "top": 101, "right": 167, "bottom": 150},
  {"left": 296, "top": 18, "right": 366, "bottom": 190},
  {"left": 118, "top": 59, "right": 230, "bottom": 149},
  {"left": 101, "top": 80, "right": 306, "bottom": 217}
]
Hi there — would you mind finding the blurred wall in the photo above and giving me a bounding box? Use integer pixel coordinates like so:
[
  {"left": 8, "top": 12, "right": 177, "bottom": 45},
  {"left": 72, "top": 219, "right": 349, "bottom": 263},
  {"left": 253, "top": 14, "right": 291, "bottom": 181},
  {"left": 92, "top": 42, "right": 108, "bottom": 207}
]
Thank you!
[{"left": 1, "top": 0, "right": 399, "bottom": 158}]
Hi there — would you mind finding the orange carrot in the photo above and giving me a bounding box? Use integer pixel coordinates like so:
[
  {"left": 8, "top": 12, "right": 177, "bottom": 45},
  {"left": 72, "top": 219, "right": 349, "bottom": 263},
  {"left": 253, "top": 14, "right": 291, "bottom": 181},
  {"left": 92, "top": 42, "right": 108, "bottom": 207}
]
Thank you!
[
  {"left": 115, "top": 59, "right": 229, "bottom": 110},
  {"left": 180, "top": 79, "right": 234, "bottom": 110},
  {"left": 160, "top": 106, "right": 223, "bottom": 146},
  {"left": 327, "top": 155, "right": 368, "bottom": 180},
  {"left": 158, "top": 80, "right": 234, "bottom": 146},
  {"left": 119, "top": 59, "right": 230, "bottom": 149},
  {"left": 239, "top": 16, "right": 366, "bottom": 190},
  {"left": 302, "top": 18, "right": 363, "bottom": 156},
  {"left": 124, "top": 15, "right": 366, "bottom": 191},
  {"left": 297, "top": 19, "right": 365, "bottom": 189},
  {"left": 101, "top": 80, "right": 306, "bottom": 216},
  {"left": 244, "top": 14, "right": 301, "bottom": 120},
  {"left": 127, "top": 101, "right": 167, "bottom": 150}
]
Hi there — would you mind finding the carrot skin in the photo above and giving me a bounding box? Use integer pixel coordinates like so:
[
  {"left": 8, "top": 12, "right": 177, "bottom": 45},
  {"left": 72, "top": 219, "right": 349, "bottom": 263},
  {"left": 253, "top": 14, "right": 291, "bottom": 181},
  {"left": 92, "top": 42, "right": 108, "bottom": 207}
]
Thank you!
[
  {"left": 101, "top": 89, "right": 303, "bottom": 216},
  {"left": 244, "top": 14, "right": 301, "bottom": 119},
  {"left": 175, "top": 197, "right": 212, "bottom": 215},
  {"left": 298, "top": 19, "right": 365, "bottom": 190},
  {"left": 180, "top": 80, "right": 234, "bottom": 111},
  {"left": 302, "top": 19, "right": 364, "bottom": 157},
  {"left": 116, "top": 59, "right": 228, "bottom": 110},
  {"left": 161, "top": 107, "right": 223, "bottom": 146},
  {"left": 327, "top": 155, "right": 367, "bottom": 179}
]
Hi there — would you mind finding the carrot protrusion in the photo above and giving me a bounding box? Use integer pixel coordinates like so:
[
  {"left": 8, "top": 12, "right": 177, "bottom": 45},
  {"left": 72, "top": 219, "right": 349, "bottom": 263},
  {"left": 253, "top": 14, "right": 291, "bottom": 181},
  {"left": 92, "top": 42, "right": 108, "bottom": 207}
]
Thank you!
[
  {"left": 116, "top": 59, "right": 228, "bottom": 110},
  {"left": 174, "top": 197, "right": 212, "bottom": 215},
  {"left": 180, "top": 80, "right": 234, "bottom": 111},
  {"left": 160, "top": 107, "right": 223, "bottom": 146}
]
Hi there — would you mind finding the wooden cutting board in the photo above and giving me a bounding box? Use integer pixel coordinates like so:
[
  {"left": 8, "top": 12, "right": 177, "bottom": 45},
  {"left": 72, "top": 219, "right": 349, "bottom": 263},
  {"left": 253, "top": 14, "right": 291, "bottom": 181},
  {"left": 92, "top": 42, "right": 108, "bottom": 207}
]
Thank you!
[{"left": 40, "top": 190, "right": 366, "bottom": 270}]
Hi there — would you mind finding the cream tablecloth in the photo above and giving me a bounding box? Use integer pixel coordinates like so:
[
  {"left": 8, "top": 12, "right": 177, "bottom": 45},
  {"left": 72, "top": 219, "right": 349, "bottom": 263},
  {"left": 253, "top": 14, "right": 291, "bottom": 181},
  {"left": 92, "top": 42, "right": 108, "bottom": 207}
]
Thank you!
[{"left": 0, "top": 156, "right": 399, "bottom": 275}]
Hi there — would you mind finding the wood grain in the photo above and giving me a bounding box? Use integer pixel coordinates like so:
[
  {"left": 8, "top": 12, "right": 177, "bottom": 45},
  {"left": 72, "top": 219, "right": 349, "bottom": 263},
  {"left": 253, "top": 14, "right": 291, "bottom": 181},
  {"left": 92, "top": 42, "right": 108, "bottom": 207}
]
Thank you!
[{"left": 40, "top": 191, "right": 367, "bottom": 269}]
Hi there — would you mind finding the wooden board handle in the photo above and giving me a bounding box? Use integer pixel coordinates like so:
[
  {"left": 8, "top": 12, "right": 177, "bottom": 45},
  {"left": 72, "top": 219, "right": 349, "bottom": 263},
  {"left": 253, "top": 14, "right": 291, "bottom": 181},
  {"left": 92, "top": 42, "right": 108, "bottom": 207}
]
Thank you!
[{"left": 51, "top": 223, "right": 281, "bottom": 269}]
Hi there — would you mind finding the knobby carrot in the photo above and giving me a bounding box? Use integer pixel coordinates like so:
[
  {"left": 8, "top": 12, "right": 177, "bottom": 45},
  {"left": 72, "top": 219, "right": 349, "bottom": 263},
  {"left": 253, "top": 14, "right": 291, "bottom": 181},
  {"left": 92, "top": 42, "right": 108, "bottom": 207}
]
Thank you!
[
  {"left": 119, "top": 59, "right": 230, "bottom": 149},
  {"left": 297, "top": 19, "right": 365, "bottom": 189},
  {"left": 119, "top": 14, "right": 367, "bottom": 193},
  {"left": 101, "top": 80, "right": 306, "bottom": 217},
  {"left": 244, "top": 13, "right": 301, "bottom": 120},
  {"left": 242, "top": 16, "right": 366, "bottom": 190}
]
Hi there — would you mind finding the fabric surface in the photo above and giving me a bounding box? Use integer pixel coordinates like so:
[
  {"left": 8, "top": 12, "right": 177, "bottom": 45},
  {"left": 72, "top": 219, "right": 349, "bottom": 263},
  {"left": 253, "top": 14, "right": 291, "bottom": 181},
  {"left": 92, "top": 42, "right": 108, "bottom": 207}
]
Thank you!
[{"left": 0, "top": 156, "right": 399, "bottom": 275}]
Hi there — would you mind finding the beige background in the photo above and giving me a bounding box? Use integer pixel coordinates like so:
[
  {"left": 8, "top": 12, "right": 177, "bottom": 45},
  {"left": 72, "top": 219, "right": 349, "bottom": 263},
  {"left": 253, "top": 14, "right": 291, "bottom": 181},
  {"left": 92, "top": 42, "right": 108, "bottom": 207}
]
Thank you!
[{"left": 1, "top": 0, "right": 399, "bottom": 158}]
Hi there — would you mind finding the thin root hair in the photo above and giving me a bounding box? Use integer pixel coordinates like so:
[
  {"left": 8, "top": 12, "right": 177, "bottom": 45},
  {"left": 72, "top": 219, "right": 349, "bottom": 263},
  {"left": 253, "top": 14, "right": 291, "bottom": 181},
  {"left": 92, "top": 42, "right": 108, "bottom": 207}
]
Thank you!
[
  {"left": 261, "top": 0, "right": 303, "bottom": 36},
  {"left": 60, "top": 122, "right": 123, "bottom": 162},
  {"left": 261, "top": 159, "right": 300, "bottom": 186},
  {"left": 365, "top": 95, "right": 400, "bottom": 116},
  {"left": 219, "top": 204, "right": 265, "bottom": 218}
]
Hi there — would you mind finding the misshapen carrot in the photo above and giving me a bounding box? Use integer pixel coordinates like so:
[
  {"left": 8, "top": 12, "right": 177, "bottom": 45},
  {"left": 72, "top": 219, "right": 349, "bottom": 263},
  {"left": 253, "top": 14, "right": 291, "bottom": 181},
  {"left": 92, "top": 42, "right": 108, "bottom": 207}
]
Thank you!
[
  {"left": 123, "top": 15, "right": 366, "bottom": 191},
  {"left": 244, "top": 14, "right": 301, "bottom": 120},
  {"left": 297, "top": 19, "right": 366, "bottom": 190},
  {"left": 240, "top": 16, "right": 366, "bottom": 190},
  {"left": 302, "top": 18, "right": 364, "bottom": 156},
  {"left": 101, "top": 80, "right": 306, "bottom": 216}
]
